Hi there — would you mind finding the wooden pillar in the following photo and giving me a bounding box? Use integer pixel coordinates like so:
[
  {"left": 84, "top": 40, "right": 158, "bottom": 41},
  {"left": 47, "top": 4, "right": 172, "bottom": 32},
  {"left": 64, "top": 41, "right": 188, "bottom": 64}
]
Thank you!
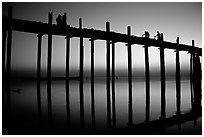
[
  {"left": 176, "top": 37, "right": 181, "bottom": 116},
  {"left": 106, "top": 21, "right": 111, "bottom": 130},
  {"left": 2, "top": 29, "right": 7, "bottom": 82},
  {"left": 2, "top": 26, "right": 7, "bottom": 133},
  {"left": 65, "top": 35, "right": 71, "bottom": 128},
  {"left": 37, "top": 34, "right": 42, "bottom": 130},
  {"left": 90, "top": 38, "right": 95, "bottom": 130},
  {"left": 37, "top": 34, "right": 42, "bottom": 80},
  {"left": 5, "top": 6, "right": 12, "bottom": 132},
  {"left": 79, "top": 18, "right": 85, "bottom": 129},
  {"left": 144, "top": 41, "right": 150, "bottom": 122},
  {"left": 127, "top": 26, "right": 133, "bottom": 125},
  {"left": 190, "top": 40, "right": 194, "bottom": 108},
  {"left": 112, "top": 41, "right": 116, "bottom": 128},
  {"left": 160, "top": 35, "right": 166, "bottom": 120},
  {"left": 193, "top": 53, "right": 201, "bottom": 110},
  {"left": 47, "top": 12, "right": 53, "bottom": 130}
]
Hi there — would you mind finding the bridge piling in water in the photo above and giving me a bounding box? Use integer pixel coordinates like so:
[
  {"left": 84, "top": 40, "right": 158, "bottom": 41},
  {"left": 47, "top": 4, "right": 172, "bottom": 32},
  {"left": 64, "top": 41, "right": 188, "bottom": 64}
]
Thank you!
[
  {"left": 37, "top": 33, "right": 43, "bottom": 130},
  {"left": 160, "top": 33, "right": 166, "bottom": 120},
  {"left": 127, "top": 26, "right": 133, "bottom": 126},
  {"left": 47, "top": 11, "right": 53, "bottom": 130},
  {"left": 65, "top": 35, "right": 71, "bottom": 128},
  {"left": 79, "top": 18, "right": 85, "bottom": 130},
  {"left": 112, "top": 40, "right": 116, "bottom": 129},
  {"left": 190, "top": 40, "right": 194, "bottom": 108},
  {"left": 106, "top": 21, "right": 111, "bottom": 130},
  {"left": 5, "top": 6, "right": 13, "bottom": 132},
  {"left": 144, "top": 39, "right": 150, "bottom": 122},
  {"left": 90, "top": 38, "right": 96, "bottom": 130},
  {"left": 176, "top": 37, "right": 181, "bottom": 116}
]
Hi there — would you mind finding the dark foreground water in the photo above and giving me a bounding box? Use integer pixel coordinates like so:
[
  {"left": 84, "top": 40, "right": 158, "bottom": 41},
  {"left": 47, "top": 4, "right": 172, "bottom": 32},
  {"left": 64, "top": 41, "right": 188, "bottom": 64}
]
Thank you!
[{"left": 3, "top": 77, "right": 202, "bottom": 134}]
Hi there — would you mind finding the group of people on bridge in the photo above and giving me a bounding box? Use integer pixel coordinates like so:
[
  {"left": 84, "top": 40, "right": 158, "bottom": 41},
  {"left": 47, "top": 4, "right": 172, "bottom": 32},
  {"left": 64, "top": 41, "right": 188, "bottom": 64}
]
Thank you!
[
  {"left": 142, "top": 31, "right": 164, "bottom": 41},
  {"left": 56, "top": 13, "right": 67, "bottom": 27}
]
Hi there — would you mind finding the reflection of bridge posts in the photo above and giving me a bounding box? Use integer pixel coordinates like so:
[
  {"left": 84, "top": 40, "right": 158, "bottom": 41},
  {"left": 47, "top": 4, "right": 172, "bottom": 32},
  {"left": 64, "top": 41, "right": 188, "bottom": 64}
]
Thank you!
[
  {"left": 37, "top": 33, "right": 43, "bottom": 131},
  {"left": 79, "top": 18, "right": 85, "bottom": 130},
  {"left": 47, "top": 12, "right": 53, "bottom": 131},
  {"left": 106, "top": 21, "right": 111, "bottom": 130},
  {"left": 160, "top": 35, "right": 166, "bottom": 120},
  {"left": 65, "top": 35, "right": 71, "bottom": 128},
  {"left": 90, "top": 38, "right": 96, "bottom": 131},
  {"left": 144, "top": 40, "right": 150, "bottom": 123},
  {"left": 112, "top": 41, "right": 116, "bottom": 129},
  {"left": 127, "top": 26, "right": 133, "bottom": 126}
]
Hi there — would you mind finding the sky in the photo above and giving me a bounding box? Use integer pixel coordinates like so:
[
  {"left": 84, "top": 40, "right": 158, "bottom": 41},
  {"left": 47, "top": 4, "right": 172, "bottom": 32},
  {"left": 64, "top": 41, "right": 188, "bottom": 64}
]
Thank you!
[{"left": 2, "top": 2, "right": 202, "bottom": 77}]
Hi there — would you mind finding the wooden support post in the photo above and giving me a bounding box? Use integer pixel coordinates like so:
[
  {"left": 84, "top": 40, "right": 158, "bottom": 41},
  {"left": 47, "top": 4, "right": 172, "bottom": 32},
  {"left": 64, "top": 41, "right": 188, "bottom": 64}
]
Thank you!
[
  {"left": 106, "top": 21, "right": 111, "bottom": 130},
  {"left": 193, "top": 53, "right": 201, "bottom": 110},
  {"left": 160, "top": 35, "right": 166, "bottom": 120},
  {"left": 112, "top": 41, "right": 116, "bottom": 128},
  {"left": 90, "top": 38, "right": 95, "bottom": 130},
  {"left": 144, "top": 42, "right": 150, "bottom": 122},
  {"left": 127, "top": 26, "right": 133, "bottom": 125},
  {"left": 2, "top": 29, "right": 7, "bottom": 82},
  {"left": 5, "top": 6, "right": 12, "bottom": 132},
  {"left": 37, "top": 34, "right": 42, "bottom": 130},
  {"left": 37, "top": 34, "right": 42, "bottom": 80},
  {"left": 79, "top": 18, "right": 85, "bottom": 130},
  {"left": 190, "top": 40, "right": 194, "bottom": 108},
  {"left": 176, "top": 37, "right": 181, "bottom": 116},
  {"left": 65, "top": 35, "right": 70, "bottom": 128},
  {"left": 47, "top": 12, "right": 53, "bottom": 130},
  {"left": 2, "top": 27, "right": 7, "bottom": 133}
]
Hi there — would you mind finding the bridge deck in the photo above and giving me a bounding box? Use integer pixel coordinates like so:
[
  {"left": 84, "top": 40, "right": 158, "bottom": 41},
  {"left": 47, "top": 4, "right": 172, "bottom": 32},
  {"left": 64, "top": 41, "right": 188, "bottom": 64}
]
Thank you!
[{"left": 3, "top": 17, "right": 202, "bottom": 56}]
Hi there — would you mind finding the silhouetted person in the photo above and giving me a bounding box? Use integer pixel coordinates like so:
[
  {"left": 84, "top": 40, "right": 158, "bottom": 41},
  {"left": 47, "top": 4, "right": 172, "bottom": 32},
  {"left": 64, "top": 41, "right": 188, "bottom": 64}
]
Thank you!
[
  {"left": 62, "top": 13, "right": 67, "bottom": 26},
  {"left": 154, "top": 31, "right": 161, "bottom": 40},
  {"left": 56, "top": 14, "right": 62, "bottom": 26},
  {"left": 142, "top": 31, "right": 150, "bottom": 38}
]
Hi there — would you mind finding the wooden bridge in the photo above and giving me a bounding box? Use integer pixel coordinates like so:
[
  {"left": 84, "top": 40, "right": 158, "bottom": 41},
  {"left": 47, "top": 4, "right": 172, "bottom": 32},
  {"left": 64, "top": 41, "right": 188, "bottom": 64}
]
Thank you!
[{"left": 3, "top": 6, "right": 202, "bottom": 134}]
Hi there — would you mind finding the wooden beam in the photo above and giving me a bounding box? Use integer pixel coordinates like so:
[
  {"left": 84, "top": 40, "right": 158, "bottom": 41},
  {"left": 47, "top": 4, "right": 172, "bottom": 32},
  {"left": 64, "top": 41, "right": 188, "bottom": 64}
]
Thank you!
[{"left": 3, "top": 17, "right": 201, "bottom": 56}]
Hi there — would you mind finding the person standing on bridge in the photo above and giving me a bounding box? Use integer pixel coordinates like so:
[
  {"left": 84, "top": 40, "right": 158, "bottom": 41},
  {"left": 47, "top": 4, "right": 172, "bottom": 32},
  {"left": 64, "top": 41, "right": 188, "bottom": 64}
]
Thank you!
[
  {"left": 142, "top": 31, "right": 150, "bottom": 38},
  {"left": 56, "top": 14, "right": 62, "bottom": 26},
  {"left": 154, "top": 31, "right": 161, "bottom": 40},
  {"left": 62, "top": 13, "right": 67, "bottom": 26}
]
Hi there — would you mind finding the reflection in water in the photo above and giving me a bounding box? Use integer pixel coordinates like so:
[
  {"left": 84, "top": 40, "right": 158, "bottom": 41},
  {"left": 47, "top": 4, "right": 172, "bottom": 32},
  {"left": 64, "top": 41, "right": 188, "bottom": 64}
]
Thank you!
[{"left": 3, "top": 78, "right": 202, "bottom": 134}]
